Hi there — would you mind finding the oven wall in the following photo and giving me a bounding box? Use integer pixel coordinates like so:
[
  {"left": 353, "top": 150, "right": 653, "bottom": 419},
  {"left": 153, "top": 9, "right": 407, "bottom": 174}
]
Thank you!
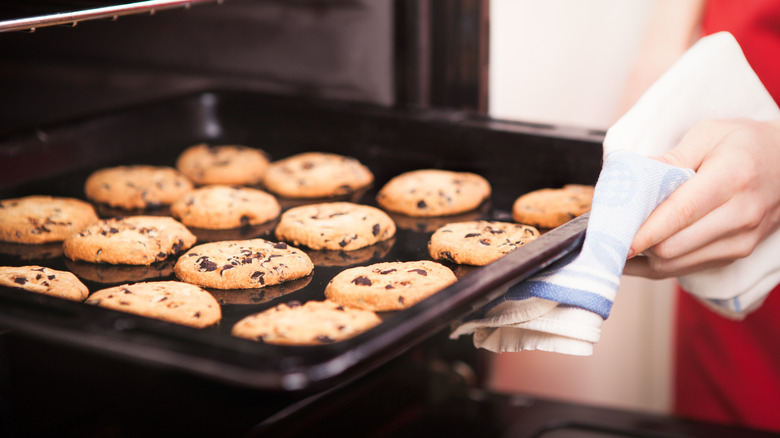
[
  {"left": 0, "top": 0, "right": 394, "bottom": 136},
  {"left": 488, "top": 0, "right": 677, "bottom": 415}
]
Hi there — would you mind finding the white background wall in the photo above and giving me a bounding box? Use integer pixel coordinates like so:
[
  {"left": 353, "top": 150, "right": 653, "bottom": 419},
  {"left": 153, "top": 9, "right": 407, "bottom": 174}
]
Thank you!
[
  {"left": 490, "top": 0, "right": 657, "bottom": 130},
  {"left": 487, "top": 0, "right": 678, "bottom": 414}
]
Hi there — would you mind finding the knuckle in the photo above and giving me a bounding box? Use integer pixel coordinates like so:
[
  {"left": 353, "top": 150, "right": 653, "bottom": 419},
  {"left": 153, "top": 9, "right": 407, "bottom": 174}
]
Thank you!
[
  {"left": 674, "top": 201, "right": 699, "bottom": 230},
  {"left": 650, "top": 241, "right": 677, "bottom": 260},
  {"left": 739, "top": 204, "right": 764, "bottom": 230},
  {"left": 730, "top": 237, "right": 758, "bottom": 260}
]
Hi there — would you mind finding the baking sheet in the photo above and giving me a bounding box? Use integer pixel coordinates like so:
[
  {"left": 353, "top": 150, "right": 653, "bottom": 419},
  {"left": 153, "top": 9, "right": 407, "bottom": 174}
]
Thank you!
[{"left": 0, "top": 90, "right": 602, "bottom": 391}]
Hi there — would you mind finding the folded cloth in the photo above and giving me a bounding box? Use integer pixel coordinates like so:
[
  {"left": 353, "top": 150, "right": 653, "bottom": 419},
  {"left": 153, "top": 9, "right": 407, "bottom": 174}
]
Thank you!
[
  {"left": 451, "top": 31, "right": 780, "bottom": 354},
  {"left": 450, "top": 150, "right": 693, "bottom": 355}
]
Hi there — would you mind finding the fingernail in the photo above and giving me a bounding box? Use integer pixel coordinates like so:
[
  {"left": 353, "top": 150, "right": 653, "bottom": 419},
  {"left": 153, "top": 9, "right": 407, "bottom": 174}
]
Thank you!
[{"left": 627, "top": 248, "right": 635, "bottom": 259}]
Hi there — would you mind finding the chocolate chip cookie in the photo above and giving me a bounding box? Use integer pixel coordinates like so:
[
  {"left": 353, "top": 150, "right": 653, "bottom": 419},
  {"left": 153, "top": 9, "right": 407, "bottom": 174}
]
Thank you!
[
  {"left": 0, "top": 265, "right": 89, "bottom": 301},
  {"left": 63, "top": 216, "right": 197, "bottom": 265},
  {"left": 84, "top": 165, "right": 193, "bottom": 210},
  {"left": 174, "top": 238, "right": 313, "bottom": 289},
  {"left": 170, "top": 185, "right": 281, "bottom": 229},
  {"left": 512, "top": 184, "right": 594, "bottom": 228},
  {"left": 428, "top": 221, "right": 540, "bottom": 266},
  {"left": 231, "top": 299, "right": 381, "bottom": 345},
  {"left": 262, "top": 152, "right": 374, "bottom": 198},
  {"left": 376, "top": 169, "right": 491, "bottom": 217},
  {"left": 85, "top": 280, "right": 221, "bottom": 328},
  {"left": 324, "top": 260, "right": 457, "bottom": 311},
  {"left": 275, "top": 202, "right": 395, "bottom": 251},
  {"left": 176, "top": 143, "right": 271, "bottom": 186},
  {"left": 0, "top": 195, "right": 98, "bottom": 244}
]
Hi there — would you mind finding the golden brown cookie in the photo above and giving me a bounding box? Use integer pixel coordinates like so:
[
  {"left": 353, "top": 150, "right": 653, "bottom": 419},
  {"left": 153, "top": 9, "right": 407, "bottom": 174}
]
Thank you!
[
  {"left": 231, "top": 299, "right": 381, "bottom": 345},
  {"left": 85, "top": 281, "right": 221, "bottom": 328},
  {"left": 174, "top": 239, "right": 313, "bottom": 290},
  {"left": 324, "top": 260, "right": 457, "bottom": 311},
  {"left": 176, "top": 143, "right": 271, "bottom": 186},
  {"left": 84, "top": 165, "right": 193, "bottom": 210},
  {"left": 376, "top": 169, "right": 491, "bottom": 217},
  {"left": 0, "top": 195, "right": 98, "bottom": 244},
  {"left": 275, "top": 202, "right": 395, "bottom": 251},
  {"left": 511, "top": 184, "right": 594, "bottom": 228},
  {"left": 428, "top": 221, "right": 540, "bottom": 266},
  {"left": 63, "top": 216, "right": 197, "bottom": 265},
  {"left": 262, "top": 152, "right": 374, "bottom": 198},
  {"left": 170, "top": 185, "right": 281, "bottom": 229},
  {"left": 0, "top": 265, "right": 89, "bottom": 301}
]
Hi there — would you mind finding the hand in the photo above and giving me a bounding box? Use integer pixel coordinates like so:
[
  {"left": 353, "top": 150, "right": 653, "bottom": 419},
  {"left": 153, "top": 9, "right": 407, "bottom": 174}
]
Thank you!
[{"left": 624, "top": 118, "right": 780, "bottom": 279}]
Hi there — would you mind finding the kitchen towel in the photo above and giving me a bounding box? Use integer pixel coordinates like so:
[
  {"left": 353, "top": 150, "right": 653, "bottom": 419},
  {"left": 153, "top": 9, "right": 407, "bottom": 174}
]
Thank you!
[{"left": 451, "top": 31, "right": 780, "bottom": 355}]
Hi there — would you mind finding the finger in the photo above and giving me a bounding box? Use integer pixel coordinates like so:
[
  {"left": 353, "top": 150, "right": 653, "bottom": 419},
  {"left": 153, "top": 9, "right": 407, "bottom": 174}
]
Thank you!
[
  {"left": 629, "top": 139, "right": 742, "bottom": 258},
  {"left": 629, "top": 167, "right": 728, "bottom": 257},
  {"left": 625, "top": 232, "right": 749, "bottom": 279},
  {"left": 645, "top": 197, "right": 745, "bottom": 259}
]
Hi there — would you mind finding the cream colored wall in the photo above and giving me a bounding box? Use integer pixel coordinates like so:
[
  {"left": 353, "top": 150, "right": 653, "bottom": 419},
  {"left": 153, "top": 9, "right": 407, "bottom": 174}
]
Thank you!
[
  {"left": 490, "top": 0, "right": 657, "bottom": 130},
  {"left": 487, "top": 0, "right": 677, "bottom": 414}
]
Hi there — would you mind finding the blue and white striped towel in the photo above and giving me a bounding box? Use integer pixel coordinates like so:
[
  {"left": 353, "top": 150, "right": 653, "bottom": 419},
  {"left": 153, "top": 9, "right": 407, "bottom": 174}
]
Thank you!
[{"left": 450, "top": 150, "right": 693, "bottom": 355}]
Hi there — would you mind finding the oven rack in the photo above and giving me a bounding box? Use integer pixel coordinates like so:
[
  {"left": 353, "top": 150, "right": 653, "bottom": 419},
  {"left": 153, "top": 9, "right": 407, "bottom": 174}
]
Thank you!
[{"left": 0, "top": 0, "right": 222, "bottom": 33}]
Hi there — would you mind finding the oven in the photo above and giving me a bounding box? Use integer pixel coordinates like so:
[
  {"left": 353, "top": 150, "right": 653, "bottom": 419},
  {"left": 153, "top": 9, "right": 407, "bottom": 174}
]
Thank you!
[{"left": 1, "top": 2, "right": 777, "bottom": 437}]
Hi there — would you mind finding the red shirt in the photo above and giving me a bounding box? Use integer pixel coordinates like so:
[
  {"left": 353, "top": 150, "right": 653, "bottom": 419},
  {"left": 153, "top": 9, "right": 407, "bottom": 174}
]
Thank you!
[{"left": 674, "top": 0, "right": 780, "bottom": 432}]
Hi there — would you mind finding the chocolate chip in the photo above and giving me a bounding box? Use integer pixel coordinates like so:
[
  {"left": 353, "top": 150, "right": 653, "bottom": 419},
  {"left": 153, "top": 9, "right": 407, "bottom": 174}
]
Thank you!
[
  {"left": 464, "top": 233, "right": 480, "bottom": 238},
  {"left": 379, "top": 269, "right": 397, "bottom": 275},
  {"left": 398, "top": 296, "right": 405, "bottom": 304},
  {"left": 251, "top": 271, "right": 265, "bottom": 285},
  {"left": 385, "top": 285, "right": 395, "bottom": 289},
  {"left": 339, "top": 239, "right": 349, "bottom": 248},
  {"left": 372, "top": 224, "right": 380, "bottom": 236},
  {"left": 13, "top": 277, "right": 27, "bottom": 285},
  {"left": 408, "top": 268, "right": 428, "bottom": 276},
  {"left": 273, "top": 242, "right": 288, "bottom": 250},
  {"left": 479, "top": 239, "right": 491, "bottom": 246},
  {"left": 221, "top": 264, "right": 235, "bottom": 275},
  {"left": 352, "top": 276, "right": 372, "bottom": 286},
  {"left": 417, "top": 200, "right": 427, "bottom": 209},
  {"left": 440, "top": 251, "right": 455, "bottom": 262},
  {"left": 196, "top": 256, "right": 218, "bottom": 272}
]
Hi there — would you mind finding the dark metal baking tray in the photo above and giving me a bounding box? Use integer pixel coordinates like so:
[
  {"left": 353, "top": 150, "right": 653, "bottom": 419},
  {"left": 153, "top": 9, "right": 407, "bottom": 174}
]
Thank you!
[{"left": 0, "top": 90, "right": 602, "bottom": 392}]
